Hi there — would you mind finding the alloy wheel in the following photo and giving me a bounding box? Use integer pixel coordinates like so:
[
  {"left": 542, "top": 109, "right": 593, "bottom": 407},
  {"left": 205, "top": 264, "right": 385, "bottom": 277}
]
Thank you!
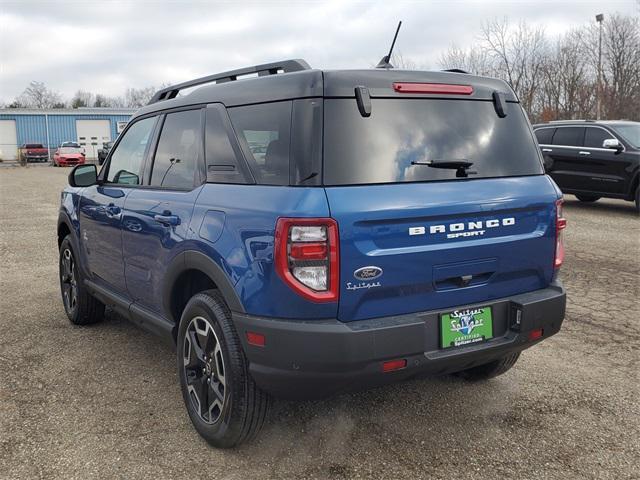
[
  {"left": 61, "top": 248, "right": 77, "bottom": 313},
  {"left": 183, "top": 316, "right": 226, "bottom": 424}
]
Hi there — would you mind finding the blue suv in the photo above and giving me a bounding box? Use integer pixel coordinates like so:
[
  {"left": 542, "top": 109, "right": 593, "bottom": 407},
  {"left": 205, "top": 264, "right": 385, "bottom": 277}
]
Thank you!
[{"left": 58, "top": 59, "right": 567, "bottom": 447}]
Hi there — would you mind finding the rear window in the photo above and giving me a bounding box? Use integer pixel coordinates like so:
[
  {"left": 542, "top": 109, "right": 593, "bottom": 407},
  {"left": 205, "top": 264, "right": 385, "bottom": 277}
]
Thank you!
[
  {"left": 25, "top": 144, "right": 43, "bottom": 149},
  {"left": 323, "top": 99, "right": 543, "bottom": 185}
]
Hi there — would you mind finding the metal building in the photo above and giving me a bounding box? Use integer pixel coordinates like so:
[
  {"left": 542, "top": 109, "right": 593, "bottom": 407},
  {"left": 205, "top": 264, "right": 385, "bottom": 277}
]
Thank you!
[{"left": 0, "top": 108, "right": 135, "bottom": 161}]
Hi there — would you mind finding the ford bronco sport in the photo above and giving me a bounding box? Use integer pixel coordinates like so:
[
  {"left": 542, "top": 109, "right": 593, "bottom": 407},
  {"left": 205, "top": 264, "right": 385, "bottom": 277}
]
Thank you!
[{"left": 57, "top": 59, "right": 567, "bottom": 447}]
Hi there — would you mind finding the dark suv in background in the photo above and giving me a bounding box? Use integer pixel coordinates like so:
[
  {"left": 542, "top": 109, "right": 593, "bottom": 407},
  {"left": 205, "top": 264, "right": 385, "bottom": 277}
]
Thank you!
[{"left": 533, "top": 120, "right": 640, "bottom": 211}]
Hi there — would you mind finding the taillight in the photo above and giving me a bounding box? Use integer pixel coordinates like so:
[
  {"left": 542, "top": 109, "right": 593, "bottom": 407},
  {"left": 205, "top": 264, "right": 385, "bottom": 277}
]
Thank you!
[
  {"left": 274, "top": 218, "right": 339, "bottom": 302},
  {"left": 554, "top": 199, "right": 567, "bottom": 269}
]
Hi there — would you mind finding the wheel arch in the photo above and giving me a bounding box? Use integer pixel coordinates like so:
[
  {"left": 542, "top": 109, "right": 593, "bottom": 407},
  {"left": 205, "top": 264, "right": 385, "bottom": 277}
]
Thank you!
[{"left": 163, "top": 251, "right": 245, "bottom": 328}]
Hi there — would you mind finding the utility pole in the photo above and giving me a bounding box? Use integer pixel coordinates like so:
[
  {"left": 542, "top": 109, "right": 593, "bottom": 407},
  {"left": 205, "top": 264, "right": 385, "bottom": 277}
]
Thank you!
[{"left": 596, "top": 13, "right": 604, "bottom": 120}]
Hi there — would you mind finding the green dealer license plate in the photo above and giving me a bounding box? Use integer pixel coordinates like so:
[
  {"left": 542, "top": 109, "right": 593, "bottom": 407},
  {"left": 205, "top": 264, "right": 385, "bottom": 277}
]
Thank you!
[{"left": 440, "top": 307, "right": 493, "bottom": 349}]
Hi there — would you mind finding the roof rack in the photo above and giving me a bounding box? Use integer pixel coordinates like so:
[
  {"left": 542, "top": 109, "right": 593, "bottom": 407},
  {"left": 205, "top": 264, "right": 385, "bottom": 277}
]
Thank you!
[
  {"left": 442, "top": 68, "right": 470, "bottom": 74},
  {"left": 148, "top": 59, "right": 311, "bottom": 104}
]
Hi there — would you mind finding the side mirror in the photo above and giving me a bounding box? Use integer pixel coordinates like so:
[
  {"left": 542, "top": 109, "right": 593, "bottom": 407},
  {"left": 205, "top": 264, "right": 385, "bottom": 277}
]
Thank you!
[
  {"left": 603, "top": 138, "right": 622, "bottom": 151},
  {"left": 69, "top": 164, "right": 98, "bottom": 187}
]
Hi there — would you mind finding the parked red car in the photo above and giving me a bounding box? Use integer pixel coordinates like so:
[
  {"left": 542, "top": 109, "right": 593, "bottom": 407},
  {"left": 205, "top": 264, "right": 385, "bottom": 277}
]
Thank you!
[{"left": 53, "top": 146, "right": 85, "bottom": 167}]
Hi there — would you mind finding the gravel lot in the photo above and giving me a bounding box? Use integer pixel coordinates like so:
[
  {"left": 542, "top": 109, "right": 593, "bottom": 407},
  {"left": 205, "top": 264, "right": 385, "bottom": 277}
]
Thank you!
[{"left": 1, "top": 165, "right": 638, "bottom": 480}]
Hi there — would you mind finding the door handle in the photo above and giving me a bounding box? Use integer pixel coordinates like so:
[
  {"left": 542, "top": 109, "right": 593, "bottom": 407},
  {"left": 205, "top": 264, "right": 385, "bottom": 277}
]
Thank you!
[
  {"left": 578, "top": 151, "right": 591, "bottom": 156},
  {"left": 154, "top": 213, "right": 181, "bottom": 226},
  {"left": 542, "top": 148, "right": 553, "bottom": 152}
]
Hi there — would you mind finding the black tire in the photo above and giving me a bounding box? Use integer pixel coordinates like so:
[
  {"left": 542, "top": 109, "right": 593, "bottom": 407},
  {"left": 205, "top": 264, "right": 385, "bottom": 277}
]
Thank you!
[
  {"left": 635, "top": 187, "right": 639, "bottom": 213},
  {"left": 59, "top": 235, "right": 105, "bottom": 325},
  {"left": 454, "top": 352, "right": 520, "bottom": 381},
  {"left": 177, "top": 290, "right": 269, "bottom": 448},
  {"left": 575, "top": 194, "right": 600, "bottom": 202}
]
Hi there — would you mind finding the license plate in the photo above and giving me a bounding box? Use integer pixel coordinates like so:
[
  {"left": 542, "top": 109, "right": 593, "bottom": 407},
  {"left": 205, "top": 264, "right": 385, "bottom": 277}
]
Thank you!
[{"left": 440, "top": 306, "right": 493, "bottom": 349}]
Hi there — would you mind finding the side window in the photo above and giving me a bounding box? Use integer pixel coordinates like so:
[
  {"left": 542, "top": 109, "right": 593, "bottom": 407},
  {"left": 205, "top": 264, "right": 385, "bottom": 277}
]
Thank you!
[
  {"left": 150, "top": 109, "right": 202, "bottom": 189},
  {"left": 228, "top": 101, "right": 291, "bottom": 186},
  {"left": 107, "top": 116, "right": 156, "bottom": 185},
  {"left": 205, "top": 106, "right": 250, "bottom": 184},
  {"left": 534, "top": 128, "right": 555, "bottom": 145},
  {"left": 584, "top": 128, "right": 614, "bottom": 148},
  {"left": 552, "top": 127, "right": 584, "bottom": 147}
]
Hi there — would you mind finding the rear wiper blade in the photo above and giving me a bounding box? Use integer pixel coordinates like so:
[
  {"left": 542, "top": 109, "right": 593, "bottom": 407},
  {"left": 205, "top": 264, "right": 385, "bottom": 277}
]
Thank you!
[{"left": 410, "top": 159, "right": 475, "bottom": 178}]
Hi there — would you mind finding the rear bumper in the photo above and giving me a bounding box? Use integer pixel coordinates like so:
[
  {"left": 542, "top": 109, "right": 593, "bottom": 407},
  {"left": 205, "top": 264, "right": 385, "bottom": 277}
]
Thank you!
[{"left": 234, "top": 281, "right": 566, "bottom": 399}]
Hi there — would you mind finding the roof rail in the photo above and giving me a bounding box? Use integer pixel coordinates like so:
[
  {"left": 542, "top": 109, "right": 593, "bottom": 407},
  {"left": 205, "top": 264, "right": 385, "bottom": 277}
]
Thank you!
[
  {"left": 442, "top": 68, "right": 470, "bottom": 74},
  {"left": 148, "top": 59, "right": 311, "bottom": 105},
  {"left": 548, "top": 119, "right": 596, "bottom": 123}
]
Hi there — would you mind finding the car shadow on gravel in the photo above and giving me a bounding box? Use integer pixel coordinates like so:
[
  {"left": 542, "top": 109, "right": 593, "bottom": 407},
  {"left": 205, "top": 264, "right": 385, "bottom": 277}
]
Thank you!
[{"left": 563, "top": 197, "right": 638, "bottom": 216}]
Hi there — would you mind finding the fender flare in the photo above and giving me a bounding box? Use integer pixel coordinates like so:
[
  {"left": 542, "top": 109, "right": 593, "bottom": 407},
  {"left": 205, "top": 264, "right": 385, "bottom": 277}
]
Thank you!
[{"left": 162, "top": 250, "right": 245, "bottom": 322}]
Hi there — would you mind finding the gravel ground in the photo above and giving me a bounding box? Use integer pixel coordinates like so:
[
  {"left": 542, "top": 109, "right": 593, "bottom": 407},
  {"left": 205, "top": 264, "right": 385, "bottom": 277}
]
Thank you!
[{"left": 1, "top": 165, "right": 638, "bottom": 480}]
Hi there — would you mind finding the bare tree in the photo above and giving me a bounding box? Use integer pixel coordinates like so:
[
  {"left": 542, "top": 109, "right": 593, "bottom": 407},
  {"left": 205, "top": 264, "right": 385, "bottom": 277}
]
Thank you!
[
  {"left": 70, "top": 90, "right": 95, "bottom": 108},
  {"left": 601, "top": 14, "right": 640, "bottom": 119},
  {"left": 439, "top": 45, "right": 495, "bottom": 76},
  {"left": 479, "top": 18, "right": 548, "bottom": 115},
  {"left": 124, "top": 86, "right": 157, "bottom": 108},
  {"left": 390, "top": 52, "right": 420, "bottom": 70},
  {"left": 15, "top": 81, "right": 63, "bottom": 108},
  {"left": 438, "top": 14, "right": 639, "bottom": 122}
]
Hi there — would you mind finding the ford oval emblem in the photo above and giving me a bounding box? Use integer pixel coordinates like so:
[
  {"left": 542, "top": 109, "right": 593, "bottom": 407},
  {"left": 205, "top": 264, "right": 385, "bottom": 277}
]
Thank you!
[{"left": 354, "top": 266, "right": 383, "bottom": 280}]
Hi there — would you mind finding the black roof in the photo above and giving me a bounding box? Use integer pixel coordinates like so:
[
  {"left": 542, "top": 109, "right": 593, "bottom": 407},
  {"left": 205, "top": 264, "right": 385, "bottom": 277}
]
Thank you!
[
  {"left": 533, "top": 120, "right": 639, "bottom": 128},
  {"left": 133, "top": 59, "right": 517, "bottom": 120}
]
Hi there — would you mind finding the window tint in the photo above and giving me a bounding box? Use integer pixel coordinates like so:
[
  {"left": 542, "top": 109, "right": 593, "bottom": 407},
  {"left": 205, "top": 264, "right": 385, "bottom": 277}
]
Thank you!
[
  {"left": 150, "top": 109, "right": 202, "bottom": 189},
  {"left": 107, "top": 116, "right": 156, "bottom": 185},
  {"left": 205, "top": 106, "right": 249, "bottom": 184},
  {"left": 552, "top": 127, "right": 584, "bottom": 147},
  {"left": 534, "top": 128, "right": 555, "bottom": 144},
  {"left": 228, "top": 101, "right": 291, "bottom": 185},
  {"left": 584, "top": 127, "right": 614, "bottom": 148},
  {"left": 323, "top": 99, "right": 543, "bottom": 185}
]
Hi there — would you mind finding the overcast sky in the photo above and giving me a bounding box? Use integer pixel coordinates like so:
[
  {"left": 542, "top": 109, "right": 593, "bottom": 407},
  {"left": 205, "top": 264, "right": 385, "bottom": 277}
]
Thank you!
[{"left": 0, "top": 0, "right": 637, "bottom": 103}]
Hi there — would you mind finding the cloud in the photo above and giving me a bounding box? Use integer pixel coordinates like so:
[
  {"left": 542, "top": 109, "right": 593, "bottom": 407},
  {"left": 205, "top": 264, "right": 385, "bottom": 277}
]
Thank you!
[{"left": 0, "top": 0, "right": 637, "bottom": 102}]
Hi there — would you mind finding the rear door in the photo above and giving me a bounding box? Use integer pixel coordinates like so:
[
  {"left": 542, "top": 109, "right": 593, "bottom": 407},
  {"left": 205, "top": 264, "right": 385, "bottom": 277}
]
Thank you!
[
  {"left": 121, "top": 108, "right": 204, "bottom": 314},
  {"left": 546, "top": 126, "right": 584, "bottom": 192},
  {"left": 323, "top": 97, "right": 558, "bottom": 322}
]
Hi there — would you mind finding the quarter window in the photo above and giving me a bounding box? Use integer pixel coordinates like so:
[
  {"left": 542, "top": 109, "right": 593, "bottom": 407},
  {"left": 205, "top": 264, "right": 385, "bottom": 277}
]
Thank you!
[
  {"left": 228, "top": 101, "right": 291, "bottom": 185},
  {"left": 150, "top": 109, "right": 203, "bottom": 189},
  {"left": 107, "top": 116, "right": 156, "bottom": 185},
  {"left": 534, "top": 128, "right": 555, "bottom": 145},
  {"left": 205, "top": 106, "right": 249, "bottom": 184},
  {"left": 584, "top": 127, "right": 614, "bottom": 148}
]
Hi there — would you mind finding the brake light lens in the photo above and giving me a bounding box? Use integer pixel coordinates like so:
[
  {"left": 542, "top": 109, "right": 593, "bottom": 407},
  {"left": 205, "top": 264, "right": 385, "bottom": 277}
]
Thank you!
[
  {"left": 555, "top": 199, "right": 567, "bottom": 269},
  {"left": 393, "top": 82, "right": 473, "bottom": 95},
  {"left": 275, "top": 218, "right": 339, "bottom": 302}
]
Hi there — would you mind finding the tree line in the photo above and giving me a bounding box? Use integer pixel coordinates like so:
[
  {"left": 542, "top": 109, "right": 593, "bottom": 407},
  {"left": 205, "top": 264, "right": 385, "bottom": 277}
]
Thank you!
[
  {"left": 3, "top": 82, "right": 162, "bottom": 109},
  {"left": 437, "top": 13, "right": 639, "bottom": 122}
]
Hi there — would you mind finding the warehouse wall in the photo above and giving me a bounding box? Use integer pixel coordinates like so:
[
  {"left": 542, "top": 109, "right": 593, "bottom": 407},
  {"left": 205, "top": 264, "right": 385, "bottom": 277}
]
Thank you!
[{"left": 0, "top": 113, "right": 132, "bottom": 156}]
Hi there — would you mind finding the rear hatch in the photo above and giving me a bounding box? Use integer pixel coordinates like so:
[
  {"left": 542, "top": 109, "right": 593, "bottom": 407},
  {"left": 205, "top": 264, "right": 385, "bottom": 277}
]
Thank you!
[{"left": 322, "top": 75, "right": 558, "bottom": 322}]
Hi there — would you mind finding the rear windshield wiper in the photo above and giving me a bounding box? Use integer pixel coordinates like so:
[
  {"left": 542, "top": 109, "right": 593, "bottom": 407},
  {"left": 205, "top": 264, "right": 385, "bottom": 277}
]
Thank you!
[{"left": 411, "top": 160, "right": 476, "bottom": 178}]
